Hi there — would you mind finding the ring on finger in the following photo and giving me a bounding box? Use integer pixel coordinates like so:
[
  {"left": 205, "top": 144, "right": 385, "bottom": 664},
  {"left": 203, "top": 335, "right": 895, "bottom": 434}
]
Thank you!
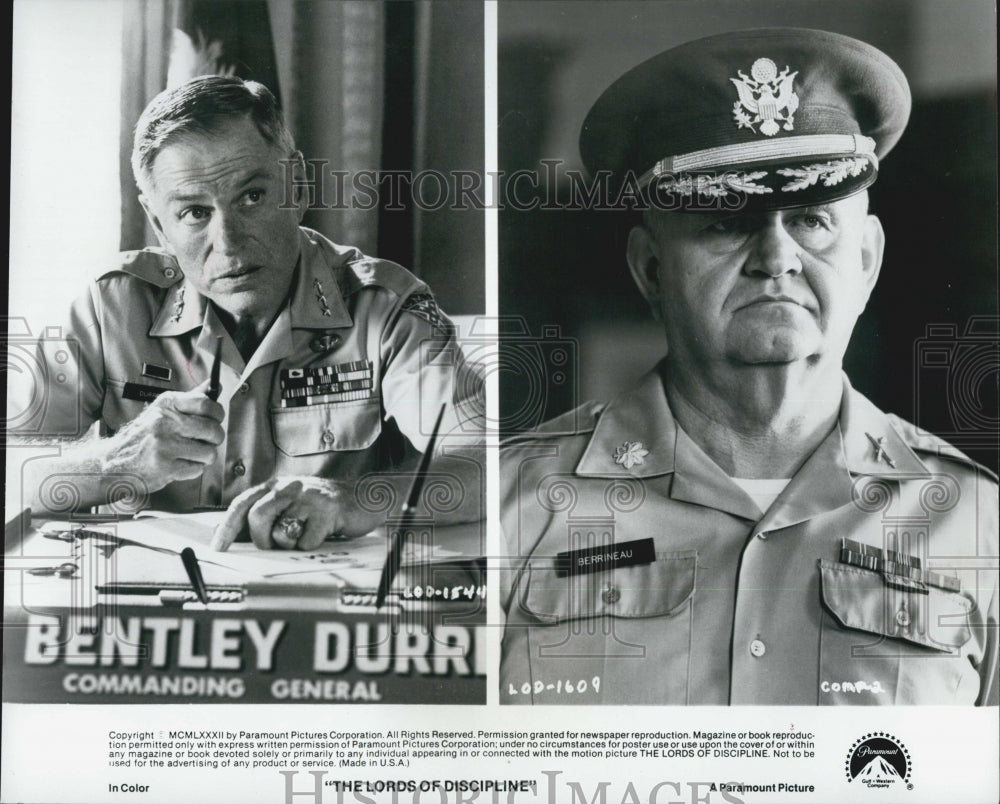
[{"left": 276, "top": 516, "right": 306, "bottom": 541}]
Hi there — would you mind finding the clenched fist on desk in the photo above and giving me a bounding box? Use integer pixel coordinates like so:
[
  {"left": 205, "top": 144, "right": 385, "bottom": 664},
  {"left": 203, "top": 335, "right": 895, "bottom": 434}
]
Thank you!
[{"left": 211, "top": 477, "right": 381, "bottom": 551}]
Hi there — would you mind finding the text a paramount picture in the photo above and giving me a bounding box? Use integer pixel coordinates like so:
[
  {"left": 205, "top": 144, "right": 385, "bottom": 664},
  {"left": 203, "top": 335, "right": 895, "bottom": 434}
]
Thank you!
[{"left": 4, "top": 1, "right": 1000, "bottom": 804}]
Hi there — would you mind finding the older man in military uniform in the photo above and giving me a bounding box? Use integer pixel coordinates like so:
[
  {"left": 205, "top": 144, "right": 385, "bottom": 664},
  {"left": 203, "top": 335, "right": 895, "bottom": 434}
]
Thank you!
[
  {"left": 500, "top": 29, "right": 998, "bottom": 705},
  {"left": 18, "top": 76, "right": 482, "bottom": 549}
]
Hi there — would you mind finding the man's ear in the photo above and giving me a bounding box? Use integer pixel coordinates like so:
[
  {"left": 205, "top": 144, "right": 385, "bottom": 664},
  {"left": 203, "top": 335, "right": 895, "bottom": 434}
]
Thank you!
[
  {"left": 138, "top": 193, "right": 173, "bottom": 255},
  {"left": 627, "top": 223, "right": 663, "bottom": 321},
  {"left": 859, "top": 213, "right": 885, "bottom": 302}
]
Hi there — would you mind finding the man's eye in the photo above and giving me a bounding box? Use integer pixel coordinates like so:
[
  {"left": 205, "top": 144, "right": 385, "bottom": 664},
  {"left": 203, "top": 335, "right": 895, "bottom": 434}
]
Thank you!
[
  {"left": 180, "top": 207, "right": 210, "bottom": 222},
  {"left": 243, "top": 189, "right": 265, "bottom": 205},
  {"left": 706, "top": 218, "right": 743, "bottom": 233},
  {"left": 791, "top": 212, "right": 831, "bottom": 230}
]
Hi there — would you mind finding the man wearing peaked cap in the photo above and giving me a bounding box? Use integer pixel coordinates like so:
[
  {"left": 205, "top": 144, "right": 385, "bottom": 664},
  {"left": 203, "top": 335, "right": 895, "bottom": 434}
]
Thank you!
[
  {"left": 500, "top": 29, "right": 998, "bottom": 705},
  {"left": 581, "top": 28, "right": 911, "bottom": 207}
]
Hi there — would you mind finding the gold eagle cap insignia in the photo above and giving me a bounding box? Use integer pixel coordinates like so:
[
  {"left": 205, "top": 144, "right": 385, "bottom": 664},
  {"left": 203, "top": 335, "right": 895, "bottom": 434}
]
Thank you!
[{"left": 731, "top": 57, "right": 799, "bottom": 136}]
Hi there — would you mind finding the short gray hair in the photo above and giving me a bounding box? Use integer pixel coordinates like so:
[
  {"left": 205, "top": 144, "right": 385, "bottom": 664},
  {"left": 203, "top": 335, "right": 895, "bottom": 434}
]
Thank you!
[{"left": 132, "top": 75, "right": 295, "bottom": 190}]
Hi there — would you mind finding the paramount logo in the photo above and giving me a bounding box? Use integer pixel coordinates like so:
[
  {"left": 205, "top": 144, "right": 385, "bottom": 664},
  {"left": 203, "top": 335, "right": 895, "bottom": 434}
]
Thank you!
[
  {"left": 856, "top": 755, "right": 902, "bottom": 788},
  {"left": 846, "top": 733, "right": 912, "bottom": 791}
]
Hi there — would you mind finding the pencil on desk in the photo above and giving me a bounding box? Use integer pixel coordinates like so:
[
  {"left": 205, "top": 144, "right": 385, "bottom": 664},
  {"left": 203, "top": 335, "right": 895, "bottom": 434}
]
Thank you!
[
  {"left": 375, "top": 403, "right": 447, "bottom": 608},
  {"left": 180, "top": 547, "right": 210, "bottom": 605}
]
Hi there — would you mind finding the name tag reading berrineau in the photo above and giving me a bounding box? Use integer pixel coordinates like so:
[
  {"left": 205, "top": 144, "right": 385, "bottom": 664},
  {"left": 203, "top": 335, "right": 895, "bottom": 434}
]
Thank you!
[{"left": 554, "top": 538, "right": 656, "bottom": 577}]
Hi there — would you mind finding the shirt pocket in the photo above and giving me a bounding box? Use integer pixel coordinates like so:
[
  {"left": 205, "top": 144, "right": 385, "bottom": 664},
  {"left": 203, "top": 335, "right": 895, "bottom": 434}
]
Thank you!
[
  {"left": 270, "top": 398, "right": 382, "bottom": 456},
  {"left": 513, "top": 550, "right": 696, "bottom": 704},
  {"left": 818, "top": 560, "right": 978, "bottom": 705}
]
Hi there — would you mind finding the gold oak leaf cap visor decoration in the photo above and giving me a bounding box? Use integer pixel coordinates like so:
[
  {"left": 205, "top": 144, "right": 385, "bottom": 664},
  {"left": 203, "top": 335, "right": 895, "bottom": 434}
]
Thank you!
[{"left": 580, "top": 28, "right": 911, "bottom": 210}]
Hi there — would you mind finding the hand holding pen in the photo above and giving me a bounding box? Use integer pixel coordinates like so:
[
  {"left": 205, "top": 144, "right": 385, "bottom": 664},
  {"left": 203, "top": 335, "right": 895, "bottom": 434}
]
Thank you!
[{"left": 91, "top": 340, "right": 226, "bottom": 493}]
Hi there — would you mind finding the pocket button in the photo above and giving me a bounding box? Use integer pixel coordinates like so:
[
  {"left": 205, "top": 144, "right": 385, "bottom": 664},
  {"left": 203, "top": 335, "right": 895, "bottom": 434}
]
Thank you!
[{"left": 601, "top": 585, "right": 621, "bottom": 605}]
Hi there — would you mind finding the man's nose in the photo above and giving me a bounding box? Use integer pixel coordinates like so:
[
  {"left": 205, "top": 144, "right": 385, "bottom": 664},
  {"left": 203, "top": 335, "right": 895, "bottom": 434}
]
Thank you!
[
  {"left": 210, "top": 210, "right": 244, "bottom": 256},
  {"left": 744, "top": 216, "right": 802, "bottom": 277}
]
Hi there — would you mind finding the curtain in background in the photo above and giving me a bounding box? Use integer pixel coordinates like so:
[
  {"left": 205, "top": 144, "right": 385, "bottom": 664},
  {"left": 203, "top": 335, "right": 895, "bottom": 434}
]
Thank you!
[
  {"left": 118, "top": 1, "right": 481, "bottom": 316},
  {"left": 119, "top": 0, "right": 281, "bottom": 251},
  {"left": 275, "top": 1, "right": 385, "bottom": 258}
]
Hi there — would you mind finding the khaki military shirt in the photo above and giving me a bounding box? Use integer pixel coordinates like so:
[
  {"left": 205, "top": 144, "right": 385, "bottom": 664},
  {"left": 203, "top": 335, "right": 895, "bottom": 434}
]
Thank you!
[
  {"left": 25, "top": 228, "right": 477, "bottom": 512},
  {"left": 500, "top": 365, "right": 999, "bottom": 705}
]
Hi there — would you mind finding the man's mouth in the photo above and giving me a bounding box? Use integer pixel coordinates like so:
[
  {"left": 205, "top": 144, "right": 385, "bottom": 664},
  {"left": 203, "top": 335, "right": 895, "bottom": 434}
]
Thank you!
[
  {"left": 217, "top": 265, "right": 261, "bottom": 280},
  {"left": 741, "top": 294, "right": 811, "bottom": 311}
]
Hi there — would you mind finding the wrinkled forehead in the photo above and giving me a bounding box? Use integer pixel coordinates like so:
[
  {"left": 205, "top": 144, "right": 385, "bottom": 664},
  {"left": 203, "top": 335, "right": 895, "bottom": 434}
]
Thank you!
[{"left": 145, "top": 117, "right": 284, "bottom": 191}]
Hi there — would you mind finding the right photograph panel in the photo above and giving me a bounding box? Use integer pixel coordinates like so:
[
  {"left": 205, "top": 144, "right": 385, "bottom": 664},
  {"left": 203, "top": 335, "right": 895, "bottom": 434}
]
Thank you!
[{"left": 497, "top": 0, "right": 999, "bottom": 706}]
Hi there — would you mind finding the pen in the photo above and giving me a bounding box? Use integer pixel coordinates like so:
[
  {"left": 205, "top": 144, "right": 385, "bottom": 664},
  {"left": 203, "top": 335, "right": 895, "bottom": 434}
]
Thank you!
[
  {"left": 180, "top": 546, "right": 210, "bottom": 605},
  {"left": 206, "top": 336, "right": 223, "bottom": 401},
  {"left": 375, "top": 403, "right": 447, "bottom": 608}
]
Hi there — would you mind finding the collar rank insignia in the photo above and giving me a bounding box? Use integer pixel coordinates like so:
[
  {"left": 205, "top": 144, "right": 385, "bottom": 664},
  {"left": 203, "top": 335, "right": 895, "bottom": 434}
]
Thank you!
[
  {"left": 730, "top": 57, "right": 799, "bottom": 136},
  {"left": 865, "top": 432, "right": 897, "bottom": 468},
  {"left": 613, "top": 440, "right": 649, "bottom": 469}
]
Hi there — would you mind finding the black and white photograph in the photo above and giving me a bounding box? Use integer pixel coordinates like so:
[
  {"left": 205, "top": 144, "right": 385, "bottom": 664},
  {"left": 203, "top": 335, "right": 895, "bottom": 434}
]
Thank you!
[
  {"left": 4, "top": 0, "right": 486, "bottom": 731},
  {"left": 4, "top": 1, "right": 1000, "bottom": 803},
  {"left": 498, "top": 0, "right": 998, "bottom": 707}
]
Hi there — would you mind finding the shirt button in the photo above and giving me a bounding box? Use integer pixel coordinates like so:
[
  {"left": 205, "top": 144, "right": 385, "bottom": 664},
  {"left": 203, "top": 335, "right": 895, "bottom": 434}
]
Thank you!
[
  {"left": 895, "top": 609, "right": 911, "bottom": 628},
  {"left": 232, "top": 461, "right": 246, "bottom": 477},
  {"left": 163, "top": 267, "right": 177, "bottom": 279},
  {"left": 239, "top": 382, "right": 250, "bottom": 394},
  {"left": 749, "top": 639, "right": 766, "bottom": 657},
  {"left": 321, "top": 430, "right": 335, "bottom": 445},
  {"left": 601, "top": 586, "right": 621, "bottom": 605}
]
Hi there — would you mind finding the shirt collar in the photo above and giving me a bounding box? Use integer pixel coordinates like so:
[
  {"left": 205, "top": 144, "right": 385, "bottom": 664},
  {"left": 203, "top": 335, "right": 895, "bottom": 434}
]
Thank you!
[
  {"left": 575, "top": 367, "right": 678, "bottom": 478},
  {"left": 838, "top": 376, "right": 929, "bottom": 477},
  {"left": 149, "top": 228, "right": 354, "bottom": 338},
  {"left": 149, "top": 275, "right": 206, "bottom": 336},
  {"left": 573, "top": 364, "right": 930, "bottom": 525},
  {"left": 574, "top": 365, "right": 760, "bottom": 519},
  {"left": 288, "top": 228, "right": 353, "bottom": 330}
]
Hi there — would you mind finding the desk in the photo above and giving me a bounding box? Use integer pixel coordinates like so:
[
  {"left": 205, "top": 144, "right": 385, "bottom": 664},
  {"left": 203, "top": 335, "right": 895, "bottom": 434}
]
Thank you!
[{"left": 3, "top": 512, "right": 485, "bottom": 704}]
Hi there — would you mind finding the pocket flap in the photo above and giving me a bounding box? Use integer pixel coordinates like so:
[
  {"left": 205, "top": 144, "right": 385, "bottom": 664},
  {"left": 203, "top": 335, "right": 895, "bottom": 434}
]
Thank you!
[
  {"left": 519, "top": 550, "right": 697, "bottom": 623},
  {"left": 271, "top": 398, "right": 382, "bottom": 456},
  {"left": 819, "top": 560, "right": 971, "bottom": 651}
]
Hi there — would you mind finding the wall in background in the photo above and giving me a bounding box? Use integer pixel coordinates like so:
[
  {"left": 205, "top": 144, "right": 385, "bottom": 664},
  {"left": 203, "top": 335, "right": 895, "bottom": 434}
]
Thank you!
[{"left": 271, "top": 0, "right": 484, "bottom": 315}]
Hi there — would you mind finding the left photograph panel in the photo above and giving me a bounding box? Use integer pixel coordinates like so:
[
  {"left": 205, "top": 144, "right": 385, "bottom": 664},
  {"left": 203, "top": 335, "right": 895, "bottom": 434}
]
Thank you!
[{"left": 5, "top": 0, "right": 486, "bottom": 705}]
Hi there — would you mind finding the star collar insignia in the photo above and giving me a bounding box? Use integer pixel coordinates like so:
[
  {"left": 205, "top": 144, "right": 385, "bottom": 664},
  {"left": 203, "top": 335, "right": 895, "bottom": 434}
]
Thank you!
[
  {"left": 614, "top": 440, "right": 649, "bottom": 469},
  {"left": 865, "top": 432, "right": 897, "bottom": 468}
]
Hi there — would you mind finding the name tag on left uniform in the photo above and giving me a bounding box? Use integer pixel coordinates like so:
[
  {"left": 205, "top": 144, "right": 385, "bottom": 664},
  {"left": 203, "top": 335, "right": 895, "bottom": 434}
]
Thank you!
[
  {"left": 122, "top": 382, "right": 168, "bottom": 402},
  {"left": 554, "top": 538, "right": 656, "bottom": 577}
]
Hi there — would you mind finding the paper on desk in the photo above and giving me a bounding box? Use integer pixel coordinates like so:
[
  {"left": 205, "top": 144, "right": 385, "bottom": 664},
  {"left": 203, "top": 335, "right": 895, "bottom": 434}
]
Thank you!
[{"left": 127, "top": 511, "right": 464, "bottom": 578}]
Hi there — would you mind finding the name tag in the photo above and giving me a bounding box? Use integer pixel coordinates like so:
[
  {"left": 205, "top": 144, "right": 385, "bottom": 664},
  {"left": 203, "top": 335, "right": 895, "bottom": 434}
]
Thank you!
[
  {"left": 554, "top": 538, "right": 655, "bottom": 577},
  {"left": 141, "top": 362, "right": 172, "bottom": 381},
  {"left": 122, "top": 382, "right": 168, "bottom": 402}
]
